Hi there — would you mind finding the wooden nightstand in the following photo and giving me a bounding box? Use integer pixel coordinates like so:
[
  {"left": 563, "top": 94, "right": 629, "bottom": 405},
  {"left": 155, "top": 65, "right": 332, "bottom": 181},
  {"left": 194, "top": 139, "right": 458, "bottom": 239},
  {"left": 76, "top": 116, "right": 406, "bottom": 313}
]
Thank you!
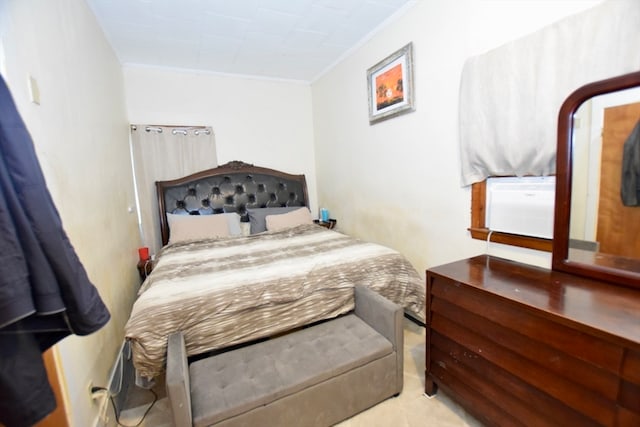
[
  {"left": 314, "top": 219, "right": 337, "bottom": 229},
  {"left": 137, "top": 259, "right": 154, "bottom": 281}
]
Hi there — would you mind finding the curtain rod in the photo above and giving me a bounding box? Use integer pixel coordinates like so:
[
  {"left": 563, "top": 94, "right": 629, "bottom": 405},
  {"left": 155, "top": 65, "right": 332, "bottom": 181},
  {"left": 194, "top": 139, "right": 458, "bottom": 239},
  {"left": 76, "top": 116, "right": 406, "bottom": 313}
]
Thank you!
[{"left": 130, "top": 125, "right": 211, "bottom": 135}]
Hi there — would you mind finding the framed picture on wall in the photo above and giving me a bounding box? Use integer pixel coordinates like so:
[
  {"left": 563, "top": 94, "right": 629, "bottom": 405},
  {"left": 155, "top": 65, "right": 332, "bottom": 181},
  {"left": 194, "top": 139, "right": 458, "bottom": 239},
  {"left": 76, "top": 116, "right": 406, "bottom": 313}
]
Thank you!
[{"left": 367, "top": 42, "right": 415, "bottom": 124}]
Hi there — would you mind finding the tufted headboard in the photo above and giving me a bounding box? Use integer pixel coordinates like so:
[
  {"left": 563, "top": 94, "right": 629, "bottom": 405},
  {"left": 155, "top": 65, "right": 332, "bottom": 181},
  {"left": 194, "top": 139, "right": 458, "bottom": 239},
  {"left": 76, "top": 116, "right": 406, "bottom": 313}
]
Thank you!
[{"left": 156, "top": 160, "right": 309, "bottom": 246}]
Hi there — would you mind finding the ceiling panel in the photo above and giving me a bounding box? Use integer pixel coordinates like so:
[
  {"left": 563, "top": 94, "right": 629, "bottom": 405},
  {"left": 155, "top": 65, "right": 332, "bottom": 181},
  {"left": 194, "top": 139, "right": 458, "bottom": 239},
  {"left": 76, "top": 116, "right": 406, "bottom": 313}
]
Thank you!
[{"left": 86, "top": 0, "right": 415, "bottom": 81}]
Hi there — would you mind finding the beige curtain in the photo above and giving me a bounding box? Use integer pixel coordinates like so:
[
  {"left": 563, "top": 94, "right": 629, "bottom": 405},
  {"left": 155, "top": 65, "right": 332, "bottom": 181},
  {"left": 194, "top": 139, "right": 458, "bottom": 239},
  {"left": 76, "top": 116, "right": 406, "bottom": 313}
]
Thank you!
[
  {"left": 131, "top": 125, "right": 217, "bottom": 255},
  {"left": 459, "top": 0, "right": 640, "bottom": 187}
]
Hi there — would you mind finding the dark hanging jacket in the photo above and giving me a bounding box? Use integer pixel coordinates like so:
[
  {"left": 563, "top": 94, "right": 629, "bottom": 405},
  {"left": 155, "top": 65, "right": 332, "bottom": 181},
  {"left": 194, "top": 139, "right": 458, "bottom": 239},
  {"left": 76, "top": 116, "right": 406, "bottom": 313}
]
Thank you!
[
  {"left": 621, "top": 120, "right": 640, "bottom": 206},
  {"left": 0, "top": 75, "right": 110, "bottom": 427}
]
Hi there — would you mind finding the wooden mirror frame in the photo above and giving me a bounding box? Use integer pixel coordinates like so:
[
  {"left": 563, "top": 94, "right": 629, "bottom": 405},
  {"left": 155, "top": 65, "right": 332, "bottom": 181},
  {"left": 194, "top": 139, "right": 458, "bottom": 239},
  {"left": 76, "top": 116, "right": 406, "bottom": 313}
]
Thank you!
[{"left": 552, "top": 70, "right": 640, "bottom": 289}]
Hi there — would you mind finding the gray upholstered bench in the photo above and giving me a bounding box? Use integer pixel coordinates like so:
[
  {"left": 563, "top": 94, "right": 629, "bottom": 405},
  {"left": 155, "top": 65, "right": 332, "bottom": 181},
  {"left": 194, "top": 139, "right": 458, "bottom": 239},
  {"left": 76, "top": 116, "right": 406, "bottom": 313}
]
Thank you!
[{"left": 166, "top": 285, "right": 403, "bottom": 427}]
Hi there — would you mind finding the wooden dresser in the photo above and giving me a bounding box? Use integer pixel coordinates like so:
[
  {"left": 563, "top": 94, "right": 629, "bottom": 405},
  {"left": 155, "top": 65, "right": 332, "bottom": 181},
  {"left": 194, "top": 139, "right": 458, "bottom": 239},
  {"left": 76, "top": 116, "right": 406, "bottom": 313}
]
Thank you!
[{"left": 425, "top": 255, "right": 640, "bottom": 427}]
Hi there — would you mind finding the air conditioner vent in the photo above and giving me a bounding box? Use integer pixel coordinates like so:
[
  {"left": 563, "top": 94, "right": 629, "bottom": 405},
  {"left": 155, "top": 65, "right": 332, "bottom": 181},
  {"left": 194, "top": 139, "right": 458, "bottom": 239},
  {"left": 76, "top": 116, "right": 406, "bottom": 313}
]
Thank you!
[{"left": 486, "top": 176, "right": 555, "bottom": 239}]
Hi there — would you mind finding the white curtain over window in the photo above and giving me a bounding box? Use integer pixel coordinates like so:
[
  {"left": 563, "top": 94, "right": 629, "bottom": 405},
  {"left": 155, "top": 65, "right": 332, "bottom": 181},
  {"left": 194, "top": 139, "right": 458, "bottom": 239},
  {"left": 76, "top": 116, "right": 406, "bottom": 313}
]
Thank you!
[
  {"left": 459, "top": 0, "right": 640, "bottom": 187},
  {"left": 130, "top": 125, "right": 217, "bottom": 255}
]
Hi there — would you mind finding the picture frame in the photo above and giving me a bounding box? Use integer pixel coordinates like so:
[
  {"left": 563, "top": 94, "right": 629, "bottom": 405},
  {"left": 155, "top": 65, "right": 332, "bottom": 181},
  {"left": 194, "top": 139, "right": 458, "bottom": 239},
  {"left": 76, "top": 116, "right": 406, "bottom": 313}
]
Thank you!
[{"left": 367, "top": 42, "right": 415, "bottom": 124}]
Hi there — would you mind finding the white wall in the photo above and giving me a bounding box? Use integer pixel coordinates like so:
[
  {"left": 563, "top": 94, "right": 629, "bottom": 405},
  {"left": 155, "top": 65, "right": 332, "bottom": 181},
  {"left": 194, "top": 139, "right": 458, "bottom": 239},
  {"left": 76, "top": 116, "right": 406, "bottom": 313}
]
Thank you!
[
  {"left": 0, "top": 1, "right": 140, "bottom": 426},
  {"left": 311, "top": 0, "right": 605, "bottom": 275},
  {"left": 123, "top": 66, "right": 319, "bottom": 214}
]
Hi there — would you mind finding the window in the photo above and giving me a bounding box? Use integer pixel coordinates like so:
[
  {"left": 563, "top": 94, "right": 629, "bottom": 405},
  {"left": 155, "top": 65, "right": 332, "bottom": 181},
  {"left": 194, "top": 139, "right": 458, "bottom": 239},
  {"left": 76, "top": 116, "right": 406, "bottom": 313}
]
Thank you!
[{"left": 469, "top": 180, "right": 553, "bottom": 252}]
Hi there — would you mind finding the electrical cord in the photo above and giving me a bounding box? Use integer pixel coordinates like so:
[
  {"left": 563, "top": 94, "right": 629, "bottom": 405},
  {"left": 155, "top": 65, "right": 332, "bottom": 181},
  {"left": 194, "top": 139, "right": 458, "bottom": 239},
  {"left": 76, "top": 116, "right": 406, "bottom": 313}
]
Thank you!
[
  {"left": 486, "top": 230, "right": 494, "bottom": 268},
  {"left": 486, "top": 229, "right": 494, "bottom": 249},
  {"left": 92, "top": 386, "right": 158, "bottom": 427},
  {"left": 143, "top": 259, "right": 152, "bottom": 279}
]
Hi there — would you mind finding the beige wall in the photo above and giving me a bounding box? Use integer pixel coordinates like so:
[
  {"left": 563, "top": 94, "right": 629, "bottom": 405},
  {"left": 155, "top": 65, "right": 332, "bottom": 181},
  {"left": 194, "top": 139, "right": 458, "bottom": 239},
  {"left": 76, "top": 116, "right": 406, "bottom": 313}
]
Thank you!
[
  {"left": 123, "top": 66, "right": 319, "bottom": 214},
  {"left": 0, "top": 1, "right": 139, "bottom": 426},
  {"left": 311, "top": 0, "right": 604, "bottom": 274}
]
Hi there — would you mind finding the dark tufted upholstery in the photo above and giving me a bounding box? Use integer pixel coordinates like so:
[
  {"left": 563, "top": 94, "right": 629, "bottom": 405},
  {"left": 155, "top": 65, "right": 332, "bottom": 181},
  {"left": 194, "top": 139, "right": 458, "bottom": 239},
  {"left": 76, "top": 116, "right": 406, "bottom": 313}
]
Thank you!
[
  {"left": 163, "top": 173, "right": 306, "bottom": 216},
  {"left": 156, "top": 161, "right": 308, "bottom": 245}
]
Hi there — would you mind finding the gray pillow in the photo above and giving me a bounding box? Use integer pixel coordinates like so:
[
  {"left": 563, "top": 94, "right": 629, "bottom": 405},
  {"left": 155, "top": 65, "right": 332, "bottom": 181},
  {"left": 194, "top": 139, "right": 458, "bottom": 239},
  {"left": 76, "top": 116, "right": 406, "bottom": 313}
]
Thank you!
[{"left": 247, "top": 207, "right": 301, "bottom": 234}]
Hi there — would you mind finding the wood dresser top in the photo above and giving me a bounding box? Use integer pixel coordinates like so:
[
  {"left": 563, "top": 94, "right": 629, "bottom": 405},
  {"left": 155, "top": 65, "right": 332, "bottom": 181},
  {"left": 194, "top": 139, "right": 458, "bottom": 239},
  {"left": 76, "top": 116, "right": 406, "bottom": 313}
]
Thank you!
[{"left": 427, "top": 255, "right": 640, "bottom": 349}]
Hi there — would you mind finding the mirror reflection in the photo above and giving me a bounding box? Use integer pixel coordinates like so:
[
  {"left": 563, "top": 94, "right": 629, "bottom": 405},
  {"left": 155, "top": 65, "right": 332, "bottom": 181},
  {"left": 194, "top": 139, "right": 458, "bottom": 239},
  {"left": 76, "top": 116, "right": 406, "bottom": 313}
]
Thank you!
[{"left": 569, "top": 86, "right": 640, "bottom": 263}]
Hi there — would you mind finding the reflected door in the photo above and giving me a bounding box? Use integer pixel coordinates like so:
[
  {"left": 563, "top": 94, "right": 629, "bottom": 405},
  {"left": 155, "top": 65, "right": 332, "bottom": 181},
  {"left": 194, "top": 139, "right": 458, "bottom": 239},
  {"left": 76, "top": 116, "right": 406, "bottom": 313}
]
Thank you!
[
  {"left": 597, "top": 101, "right": 640, "bottom": 258},
  {"left": 34, "top": 348, "right": 69, "bottom": 427}
]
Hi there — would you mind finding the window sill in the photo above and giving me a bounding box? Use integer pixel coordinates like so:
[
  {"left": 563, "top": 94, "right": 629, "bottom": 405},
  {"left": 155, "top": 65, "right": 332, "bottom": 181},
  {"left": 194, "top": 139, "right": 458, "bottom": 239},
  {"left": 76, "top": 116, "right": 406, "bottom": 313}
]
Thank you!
[
  {"left": 469, "top": 227, "right": 552, "bottom": 252},
  {"left": 470, "top": 181, "right": 552, "bottom": 252}
]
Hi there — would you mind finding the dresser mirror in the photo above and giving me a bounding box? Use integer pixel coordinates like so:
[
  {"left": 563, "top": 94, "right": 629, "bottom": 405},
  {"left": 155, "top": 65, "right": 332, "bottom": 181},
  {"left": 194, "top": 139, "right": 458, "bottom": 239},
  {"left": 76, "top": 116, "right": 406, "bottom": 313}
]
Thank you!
[{"left": 553, "top": 70, "right": 640, "bottom": 289}]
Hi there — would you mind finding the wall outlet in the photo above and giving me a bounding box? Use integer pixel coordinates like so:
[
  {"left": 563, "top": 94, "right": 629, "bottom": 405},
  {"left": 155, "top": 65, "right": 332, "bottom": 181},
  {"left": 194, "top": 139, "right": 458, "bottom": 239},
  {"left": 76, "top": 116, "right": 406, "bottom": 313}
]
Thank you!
[
  {"left": 27, "top": 75, "right": 40, "bottom": 105},
  {"left": 89, "top": 381, "right": 108, "bottom": 401}
]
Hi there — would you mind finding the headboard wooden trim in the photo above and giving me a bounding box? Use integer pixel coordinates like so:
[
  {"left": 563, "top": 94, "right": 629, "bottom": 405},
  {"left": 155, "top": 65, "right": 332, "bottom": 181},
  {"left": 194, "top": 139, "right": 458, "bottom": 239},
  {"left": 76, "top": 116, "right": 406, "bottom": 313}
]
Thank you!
[{"left": 156, "top": 160, "right": 309, "bottom": 246}]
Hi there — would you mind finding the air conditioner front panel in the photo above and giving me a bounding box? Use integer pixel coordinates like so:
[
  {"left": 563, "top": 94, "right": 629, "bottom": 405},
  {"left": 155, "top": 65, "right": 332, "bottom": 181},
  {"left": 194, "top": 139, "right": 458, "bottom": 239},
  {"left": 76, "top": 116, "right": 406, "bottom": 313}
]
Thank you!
[{"left": 486, "top": 177, "right": 555, "bottom": 239}]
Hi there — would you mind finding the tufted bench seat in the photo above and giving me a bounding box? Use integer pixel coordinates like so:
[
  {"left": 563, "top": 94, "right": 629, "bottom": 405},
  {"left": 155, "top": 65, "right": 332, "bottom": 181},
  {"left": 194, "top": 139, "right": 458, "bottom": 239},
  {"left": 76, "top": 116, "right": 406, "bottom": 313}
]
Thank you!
[{"left": 166, "top": 285, "right": 403, "bottom": 427}]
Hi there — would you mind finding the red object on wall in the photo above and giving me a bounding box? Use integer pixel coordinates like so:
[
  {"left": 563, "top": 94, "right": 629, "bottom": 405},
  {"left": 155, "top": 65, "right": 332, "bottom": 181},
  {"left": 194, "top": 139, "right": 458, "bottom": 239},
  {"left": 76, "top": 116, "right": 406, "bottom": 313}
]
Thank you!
[{"left": 138, "top": 247, "right": 150, "bottom": 261}]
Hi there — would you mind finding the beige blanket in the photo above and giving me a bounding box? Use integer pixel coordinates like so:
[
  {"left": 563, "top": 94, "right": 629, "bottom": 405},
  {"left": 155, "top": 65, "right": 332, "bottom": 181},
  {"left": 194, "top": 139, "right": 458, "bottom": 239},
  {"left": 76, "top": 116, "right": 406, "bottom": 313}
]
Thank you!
[{"left": 125, "top": 224, "right": 425, "bottom": 380}]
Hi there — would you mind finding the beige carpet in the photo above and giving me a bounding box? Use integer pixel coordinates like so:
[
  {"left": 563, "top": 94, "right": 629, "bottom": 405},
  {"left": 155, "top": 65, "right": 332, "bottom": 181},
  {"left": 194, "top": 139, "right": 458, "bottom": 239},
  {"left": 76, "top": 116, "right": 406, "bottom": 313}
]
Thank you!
[{"left": 113, "top": 319, "right": 483, "bottom": 427}]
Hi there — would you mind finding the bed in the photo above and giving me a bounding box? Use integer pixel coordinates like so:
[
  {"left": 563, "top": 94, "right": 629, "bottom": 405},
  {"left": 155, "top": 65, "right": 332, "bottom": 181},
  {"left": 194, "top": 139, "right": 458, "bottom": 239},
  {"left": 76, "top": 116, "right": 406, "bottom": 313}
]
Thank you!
[{"left": 125, "top": 160, "right": 425, "bottom": 381}]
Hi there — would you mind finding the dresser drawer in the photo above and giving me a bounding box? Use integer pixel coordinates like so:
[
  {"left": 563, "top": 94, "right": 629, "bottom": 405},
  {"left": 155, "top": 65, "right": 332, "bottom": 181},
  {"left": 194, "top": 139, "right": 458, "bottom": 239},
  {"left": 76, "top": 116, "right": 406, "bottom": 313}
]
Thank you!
[
  {"left": 430, "top": 277, "right": 624, "bottom": 374},
  {"left": 431, "top": 296, "right": 620, "bottom": 400},
  {"left": 621, "top": 349, "right": 640, "bottom": 383},
  {"left": 430, "top": 332, "right": 600, "bottom": 427},
  {"left": 425, "top": 256, "right": 640, "bottom": 427}
]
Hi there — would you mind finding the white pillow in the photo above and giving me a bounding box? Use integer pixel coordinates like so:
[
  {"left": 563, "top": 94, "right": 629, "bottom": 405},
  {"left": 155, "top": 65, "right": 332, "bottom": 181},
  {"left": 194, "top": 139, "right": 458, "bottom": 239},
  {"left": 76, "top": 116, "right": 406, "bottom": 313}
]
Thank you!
[
  {"left": 167, "top": 213, "right": 230, "bottom": 244},
  {"left": 265, "top": 207, "right": 313, "bottom": 231},
  {"left": 221, "top": 212, "right": 242, "bottom": 236}
]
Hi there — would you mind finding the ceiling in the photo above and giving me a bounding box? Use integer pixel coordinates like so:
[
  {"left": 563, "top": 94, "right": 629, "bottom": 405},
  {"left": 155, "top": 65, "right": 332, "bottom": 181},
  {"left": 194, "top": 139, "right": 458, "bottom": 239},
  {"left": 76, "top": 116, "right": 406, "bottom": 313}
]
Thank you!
[{"left": 86, "top": 0, "right": 415, "bottom": 82}]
